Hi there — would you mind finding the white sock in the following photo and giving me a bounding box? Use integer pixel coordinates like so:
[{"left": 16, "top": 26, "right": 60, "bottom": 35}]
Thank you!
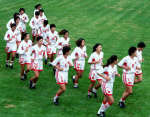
[
  {"left": 73, "top": 75, "right": 75, "bottom": 79},
  {"left": 88, "top": 90, "right": 92, "bottom": 95},
  {"left": 32, "top": 83, "right": 36, "bottom": 87},
  {"left": 97, "top": 102, "right": 105, "bottom": 114},
  {"left": 54, "top": 95, "right": 59, "bottom": 101},
  {"left": 92, "top": 88, "right": 97, "bottom": 93},
  {"left": 120, "top": 98, "right": 125, "bottom": 102},
  {"left": 104, "top": 102, "right": 111, "bottom": 111}
]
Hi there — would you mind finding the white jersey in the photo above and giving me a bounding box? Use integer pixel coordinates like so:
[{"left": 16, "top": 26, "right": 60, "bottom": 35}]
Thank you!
[
  {"left": 16, "top": 23, "right": 23, "bottom": 42},
  {"left": 6, "top": 18, "right": 15, "bottom": 30},
  {"left": 98, "top": 65, "right": 118, "bottom": 84},
  {"left": 19, "top": 13, "right": 29, "bottom": 25},
  {"left": 88, "top": 52, "right": 104, "bottom": 70},
  {"left": 39, "top": 15, "right": 47, "bottom": 27},
  {"left": 118, "top": 56, "right": 138, "bottom": 74},
  {"left": 56, "top": 37, "right": 70, "bottom": 49},
  {"left": 71, "top": 46, "right": 87, "bottom": 61},
  {"left": 17, "top": 40, "right": 32, "bottom": 57},
  {"left": 136, "top": 50, "right": 142, "bottom": 66},
  {"left": 31, "top": 44, "right": 47, "bottom": 60},
  {"left": 38, "top": 24, "right": 50, "bottom": 40},
  {"left": 46, "top": 30, "right": 59, "bottom": 46},
  {"left": 4, "top": 29, "right": 18, "bottom": 45},
  {"left": 29, "top": 17, "right": 40, "bottom": 30},
  {"left": 52, "top": 55, "right": 73, "bottom": 72},
  {"left": 19, "top": 13, "right": 29, "bottom": 32}
]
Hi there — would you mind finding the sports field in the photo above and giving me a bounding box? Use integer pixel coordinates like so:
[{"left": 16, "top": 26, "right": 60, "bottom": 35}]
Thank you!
[{"left": 0, "top": 0, "right": 150, "bottom": 117}]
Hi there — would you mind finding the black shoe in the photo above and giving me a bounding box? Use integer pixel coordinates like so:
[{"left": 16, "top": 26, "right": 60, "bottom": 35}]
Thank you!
[
  {"left": 10, "top": 65, "right": 13, "bottom": 69},
  {"left": 45, "top": 59, "right": 47, "bottom": 64},
  {"left": 54, "top": 98, "right": 59, "bottom": 105},
  {"left": 119, "top": 101, "right": 125, "bottom": 108},
  {"left": 73, "top": 85, "right": 79, "bottom": 88},
  {"left": 53, "top": 68, "right": 56, "bottom": 75},
  {"left": 29, "top": 80, "right": 36, "bottom": 89},
  {"left": 97, "top": 112, "right": 105, "bottom": 117},
  {"left": 21, "top": 76, "right": 25, "bottom": 81},
  {"left": 6, "top": 63, "right": 9, "bottom": 68},
  {"left": 87, "top": 95, "right": 92, "bottom": 99},
  {"left": 92, "top": 92, "right": 97, "bottom": 98},
  {"left": 16, "top": 54, "right": 19, "bottom": 58},
  {"left": 24, "top": 72, "right": 27, "bottom": 80},
  {"left": 72, "top": 76, "right": 75, "bottom": 84}
]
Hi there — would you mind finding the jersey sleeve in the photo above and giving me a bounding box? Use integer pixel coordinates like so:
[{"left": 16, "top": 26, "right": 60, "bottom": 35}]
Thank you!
[
  {"left": 17, "top": 42, "right": 25, "bottom": 54},
  {"left": 68, "top": 55, "right": 73, "bottom": 66},
  {"left": 24, "top": 14, "right": 29, "bottom": 23},
  {"left": 88, "top": 53, "right": 94, "bottom": 63},
  {"left": 29, "top": 18, "right": 35, "bottom": 29},
  {"left": 44, "top": 46, "right": 47, "bottom": 59},
  {"left": 52, "top": 57, "right": 60, "bottom": 66},
  {"left": 4, "top": 30, "right": 10, "bottom": 41},
  {"left": 118, "top": 57, "right": 126, "bottom": 67}
]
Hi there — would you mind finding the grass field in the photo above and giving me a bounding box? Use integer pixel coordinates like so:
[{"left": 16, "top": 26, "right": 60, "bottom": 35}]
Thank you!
[{"left": 0, "top": 0, "right": 150, "bottom": 117}]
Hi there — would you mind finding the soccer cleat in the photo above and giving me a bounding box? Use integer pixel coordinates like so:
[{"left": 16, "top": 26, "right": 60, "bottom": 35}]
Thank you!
[
  {"left": 87, "top": 95, "right": 92, "bottom": 99},
  {"left": 92, "top": 91, "right": 97, "bottom": 98},
  {"left": 53, "top": 68, "right": 56, "bottom": 75},
  {"left": 16, "top": 54, "right": 19, "bottom": 58},
  {"left": 54, "top": 97, "right": 59, "bottom": 105},
  {"left": 72, "top": 76, "right": 75, "bottom": 84},
  {"left": 24, "top": 71, "right": 27, "bottom": 80},
  {"left": 29, "top": 80, "right": 36, "bottom": 89},
  {"left": 5, "top": 63, "right": 9, "bottom": 68},
  {"left": 97, "top": 112, "right": 105, "bottom": 117},
  {"left": 73, "top": 85, "right": 79, "bottom": 88},
  {"left": 45, "top": 59, "right": 48, "bottom": 65},
  {"left": 20, "top": 76, "right": 25, "bottom": 81},
  {"left": 119, "top": 101, "right": 125, "bottom": 108},
  {"left": 9, "top": 64, "right": 13, "bottom": 69}
]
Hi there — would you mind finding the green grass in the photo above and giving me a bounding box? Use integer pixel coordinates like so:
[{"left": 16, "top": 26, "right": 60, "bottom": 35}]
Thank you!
[{"left": 0, "top": 0, "right": 150, "bottom": 117}]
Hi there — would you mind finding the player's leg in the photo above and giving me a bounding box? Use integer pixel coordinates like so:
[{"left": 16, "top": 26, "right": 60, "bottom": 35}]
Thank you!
[
  {"left": 53, "top": 84, "right": 66, "bottom": 105},
  {"left": 88, "top": 81, "right": 95, "bottom": 98},
  {"left": 92, "top": 79, "right": 102, "bottom": 98},
  {"left": 10, "top": 51, "right": 16, "bottom": 69},
  {"left": 134, "top": 74, "right": 143, "bottom": 83},
  {"left": 30, "top": 71, "right": 40, "bottom": 89},
  {"left": 119, "top": 85, "right": 132, "bottom": 108}
]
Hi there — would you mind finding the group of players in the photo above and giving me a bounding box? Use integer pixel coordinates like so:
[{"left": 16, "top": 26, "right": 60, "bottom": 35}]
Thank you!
[{"left": 4, "top": 4, "right": 146, "bottom": 117}]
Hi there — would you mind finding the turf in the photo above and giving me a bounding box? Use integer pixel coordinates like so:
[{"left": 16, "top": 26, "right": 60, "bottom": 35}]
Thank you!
[{"left": 0, "top": 0, "right": 150, "bottom": 117}]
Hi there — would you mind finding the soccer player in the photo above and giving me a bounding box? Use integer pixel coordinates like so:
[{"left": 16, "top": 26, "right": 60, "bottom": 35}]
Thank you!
[
  {"left": 17, "top": 33, "right": 32, "bottom": 80},
  {"left": 87, "top": 43, "right": 104, "bottom": 98},
  {"left": 118, "top": 47, "right": 140, "bottom": 108},
  {"left": 19, "top": 8, "right": 29, "bottom": 37},
  {"left": 134, "top": 42, "right": 146, "bottom": 83},
  {"left": 38, "top": 20, "right": 50, "bottom": 44},
  {"left": 29, "top": 36, "right": 47, "bottom": 89},
  {"left": 97, "top": 55, "right": 120, "bottom": 117},
  {"left": 56, "top": 29, "right": 70, "bottom": 56},
  {"left": 52, "top": 46, "right": 73, "bottom": 105},
  {"left": 39, "top": 9, "right": 47, "bottom": 27},
  {"left": 6, "top": 13, "right": 19, "bottom": 30},
  {"left": 46, "top": 24, "right": 59, "bottom": 64},
  {"left": 71, "top": 38, "right": 87, "bottom": 88},
  {"left": 29, "top": 11, "right": 40, "bottom": 43},
  {"left": 4, "top": 23, "right": 17, "bottom": 69},
  {"left": 34, "top": 4, "right": 46, "bottom": 17}
]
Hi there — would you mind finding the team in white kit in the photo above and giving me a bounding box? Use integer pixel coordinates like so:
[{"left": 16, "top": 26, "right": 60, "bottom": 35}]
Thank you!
[{"left": 3, "top": 3, "right": 146, "bottom": 117}]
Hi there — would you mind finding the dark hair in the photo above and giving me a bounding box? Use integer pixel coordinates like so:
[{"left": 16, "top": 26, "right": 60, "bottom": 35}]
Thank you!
[
  {"left": 39, "top": 9, "right": 44, "bottom": 13},
  {"left": 35, "top": 11, "right": 40, "bottom": 16},
  {"left": 128, "top": 47, "right": 137, "bottom": 56},
  {"left": 63, "top": 46, "right": 71, "bottom": 55},
  {"left": 35, "top": 4, "right": 41, "bottom": 9},
  {"left": 93, "top": 43, "right": 102, "bottom": 52},
  {"left": 22, "top": 33, "right": 29, "bottom": 40},
  {"left": 19, "top": 8, "right": 25, "bottom": 12},
  {"left": 14, "top": 16, "right": 20, "bottom": 23},
  {"left": 76, "top": 38, "right": 84, "bottom": 47},
  {"left": 13, "top": 12, "right": 19, "bottom": 19},
  {"left": 137, "top": 42, "right": 146, "bottom": 48},
  {"left": 43, "top": 20, "right": 48, "bottom": 26},
  {"left": 104, "top": 55, "right": 118, "bottom": 67},
  {"left": 50, "top": 24, "right": 56, "bottom": 29},
  {"left": 37, "top": 36, "right": 43, "bottom": 41},
  {"left": 11, "top": 23, "right": 16, "bottom": 28},
  {"left": 59, "top": 29, "right": 68, "bottom": 35}
]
